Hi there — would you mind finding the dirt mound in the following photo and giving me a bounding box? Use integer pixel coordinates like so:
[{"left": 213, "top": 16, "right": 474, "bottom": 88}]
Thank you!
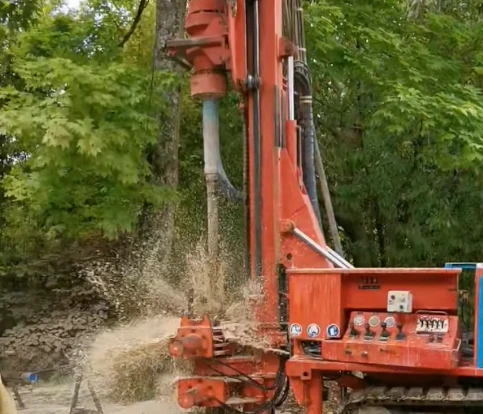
[
  {"left": 84, "top": 315, "right": 189, "bottom": 403},
  {"left": 0, "top": 289, "right": 108, "bottom": 373},
  {"left": 66, "top": 229, "right": 271, "bottom": 408},
  {"left": 80, "top": 241, "right": 266, "bottom": 405}
]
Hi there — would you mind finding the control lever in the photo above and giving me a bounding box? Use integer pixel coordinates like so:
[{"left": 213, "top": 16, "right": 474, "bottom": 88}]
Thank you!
[
  {"left": 396, "top": 323, "right": 406, "bottom": 340},
  {"left": 364, "top": 323, "right": 375, "bottom": 340},
  {"left": 349, "top": 322, "right": 359, "bottom": 338},
  {"left": 380, "top": 322, "right": 390, "bottom": 341}
]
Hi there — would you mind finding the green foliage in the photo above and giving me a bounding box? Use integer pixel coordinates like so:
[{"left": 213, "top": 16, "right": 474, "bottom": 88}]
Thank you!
[
  {"left": 3, "top": 0, "right": 483, "bottom": 281},
  {"left": 0, "top": 0, "right": 182, "bottom": 278},
  {"left": 0, "top": 0, "right": 39, "bottom": 32},
  {"left": 307, "top": 0, "right": 483, "bottom": 266},
  {"left": 0, "top": 56, "right": 178, "bottom": 239}
]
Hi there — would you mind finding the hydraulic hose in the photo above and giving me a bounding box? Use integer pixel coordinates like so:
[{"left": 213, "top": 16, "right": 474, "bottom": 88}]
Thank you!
[
  {"left": 246, "top": 0, "right": 263, "bottom": 279},
  {"left": 294, "top": 61, "right": 322, "bottom": 227},
  {"left": 301, "top": 96, "right": 322, "bottom": 226}
]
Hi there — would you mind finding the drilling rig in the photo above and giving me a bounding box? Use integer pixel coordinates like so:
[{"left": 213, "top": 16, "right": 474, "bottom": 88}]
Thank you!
[{"left": 166, "top": 0, "right": 483, "bottom": 413}]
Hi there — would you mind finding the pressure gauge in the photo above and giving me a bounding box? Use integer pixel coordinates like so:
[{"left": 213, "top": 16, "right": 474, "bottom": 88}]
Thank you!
[
  {"left": 384, "top": 316, "right": 395, "bottom": 328},
  {"left": 369, "top": 315, "right": 380, "bottom": 327},
  {"left": 353, "top": 314, "right": 365, "bottom": 326}
]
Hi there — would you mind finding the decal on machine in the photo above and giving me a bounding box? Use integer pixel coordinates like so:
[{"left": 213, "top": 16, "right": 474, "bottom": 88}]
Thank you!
[
  {"left": 289, "top": 323, "right": 302, "bottom": 337},
  {"left": 307, "top": 323, "right": 321, "bottom": 338},
  {"left": 326, "top": 324, "right": 340, "bottom": 338}
]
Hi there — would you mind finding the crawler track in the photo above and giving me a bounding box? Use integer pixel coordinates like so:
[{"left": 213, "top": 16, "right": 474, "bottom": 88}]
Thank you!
[{"left": 340, "top": 386, "right": 483, "bottom": 413}]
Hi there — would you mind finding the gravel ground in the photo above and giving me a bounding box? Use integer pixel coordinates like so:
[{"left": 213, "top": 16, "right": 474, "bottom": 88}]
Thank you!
[
  {"left": 15, "top": 382, "right": 183, "bottom": 414},
  {"left": 12, "top": 380, "right": 341, "bottom": 414}
]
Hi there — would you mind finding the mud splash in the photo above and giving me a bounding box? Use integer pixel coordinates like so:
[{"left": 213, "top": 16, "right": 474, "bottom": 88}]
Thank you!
[
  {"left": 85, "top": 315, "right": 189, "bottom": 403},
  {"left": 80, "top": 239, "right": 264, "bottom": 405}
]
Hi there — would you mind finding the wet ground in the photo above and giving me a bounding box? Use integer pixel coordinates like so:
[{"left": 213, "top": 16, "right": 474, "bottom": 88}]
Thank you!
[
  {"left": 15, "top": 382, "right": 183, "bottom": 414},
  {"left": 14, "top": 380, "right": 337, "bottom": 414}
]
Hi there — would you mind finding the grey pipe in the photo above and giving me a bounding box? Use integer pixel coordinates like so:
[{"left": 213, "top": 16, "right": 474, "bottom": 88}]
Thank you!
[
  {"left": 202, "top": 99, "right": 244, "bottom": 202},
  {"left": 314, "top": 141, "right": 344, "bottom": 257},
  {"left": 293, "top": 227, "right": 351, "bottom": 269}
]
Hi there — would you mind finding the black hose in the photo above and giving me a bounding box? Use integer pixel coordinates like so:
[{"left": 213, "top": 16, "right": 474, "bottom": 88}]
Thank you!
[
  {"left": 294, "top": 61, "right": 322, "bottom": 227},
  {"left": 214, "top": 373, "right": 286, "bottom": 414},
  {"left": 203, "top": 355, "right": 287, "bottom": 391},
  {"left": 203, "top": 356, "right": 288, "bottom": 414},
  {"left": 246, "top": 0, "right": 262, "bottom": 279},
  {"left": 217, "top": 171, "right": 245, "bottom": 202},
  {"left": 302, "top": 100, "right": 322, "bottom": 226}
]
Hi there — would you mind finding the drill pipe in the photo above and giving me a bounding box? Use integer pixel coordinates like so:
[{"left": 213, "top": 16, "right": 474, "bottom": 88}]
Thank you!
[{"left": 202, "top": 99, "right": 243, "bottom": 279}]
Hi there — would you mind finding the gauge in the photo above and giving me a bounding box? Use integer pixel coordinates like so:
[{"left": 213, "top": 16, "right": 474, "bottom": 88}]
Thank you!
[
  {"left": 369, "top": 315, "right": 380, "bottom": 327},
  {"left": 384, "top": 316, "right": 395, "bottom": 328},
  {"left": 353, "top": 314, "right": 365, "bottom": 326}
]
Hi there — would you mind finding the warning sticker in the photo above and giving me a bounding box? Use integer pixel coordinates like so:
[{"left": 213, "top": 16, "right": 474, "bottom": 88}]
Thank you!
[
  {"left": 326, "top": 324, "right": 340, "bottom": 338},
  {"left": 289, "top": 323, "right": 302, "bottom": 337},
  {"left": 307, "top": 323, "right": 321, "bottom": 338}
]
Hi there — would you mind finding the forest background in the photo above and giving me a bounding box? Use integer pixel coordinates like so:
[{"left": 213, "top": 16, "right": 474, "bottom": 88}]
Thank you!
[{"left": 1, "top": 0, "right": 483, "bottom": 375}]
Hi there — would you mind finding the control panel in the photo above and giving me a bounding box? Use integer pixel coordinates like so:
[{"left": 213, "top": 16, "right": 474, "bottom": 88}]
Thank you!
[
  {"left": 387, "top": 290, "right": 412, "bottom": 313},
  {"left": 415, "top": 315, "right": 449, "bottom": 333},
  {"left": 321, "top": 311, "right": 461, "bottom": 370}
]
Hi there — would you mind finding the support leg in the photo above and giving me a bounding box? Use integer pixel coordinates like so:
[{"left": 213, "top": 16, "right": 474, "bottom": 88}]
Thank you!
[
  {"left": 12, "top": 385, "right": 25, "bottom": 409},
  {"left": 87, "top": 380, "right": 104, "bottom": 413},
  {"left": 290, "top": 373, "right": 323, "bottom": 414},
  {"left": 69, "top": 374, "right": 82, "bottom": 414},
  {"left": 304, "top": 373, "right": 323, "bottom": 414}
]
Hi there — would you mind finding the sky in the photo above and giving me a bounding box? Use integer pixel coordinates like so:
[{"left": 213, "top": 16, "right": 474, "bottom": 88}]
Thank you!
[{"left": 65, "top": 0, "right": 81, "bottom": 9}]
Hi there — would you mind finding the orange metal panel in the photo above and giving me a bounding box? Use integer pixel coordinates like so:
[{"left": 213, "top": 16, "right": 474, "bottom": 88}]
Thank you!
[
  {"left": 288, "top": 268, "right": 462, "bottom": 274},
  {"left": 341, "top": 272, "right": 458, "bottom": 312},
  {"left": 286, "top": 358, "right": 483, "bottom": 378},
  {"left": 289, "top": 272, "right": 342, "bottom": 340},
  {"left": 287, "top": 268, "right": 460, "bottom": 312},
  {"left": 322, "top": 311, "right": 461, "bottom": 370},
  {"left": 178, "top": 378, "right": 228, "bottom": 409},
  {"left": 475, "top": 265, "right": 483, "bottom": 368},
  {"left": 278, "top": 148, "right": 331, "bottom": 268},
  {"left": 227, "top": 0, "right": 246, "bottom": 87}
]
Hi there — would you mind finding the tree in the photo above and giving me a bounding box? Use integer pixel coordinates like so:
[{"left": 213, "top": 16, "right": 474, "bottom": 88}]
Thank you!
[
  {"left": 131, "top": 0, "right": 187, "bottom": 279},
  {"left": 306, "top": 0, "right": 483, "bottom": 266},
  {"left": 0, "top": 0, "right": 179, "bottom": 278}
]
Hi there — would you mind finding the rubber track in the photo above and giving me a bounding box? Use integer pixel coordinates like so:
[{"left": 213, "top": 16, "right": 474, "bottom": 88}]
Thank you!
[{"left": 339, "top": 386, "right": 483, "bottom": 413}]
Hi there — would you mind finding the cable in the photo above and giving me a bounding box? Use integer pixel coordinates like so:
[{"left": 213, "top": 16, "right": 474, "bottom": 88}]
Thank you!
[
  {"left": 213, "top": 371, "right": 287, "bottom": 414},
  {"left": 200, "top": 356, "right": 288, "bottom": 414},
  {"left": 274, "top": 377, "right": 290, "bottom": 407},
  {"left": 203, "top": 355, "right": 287, "bottom": 391}
]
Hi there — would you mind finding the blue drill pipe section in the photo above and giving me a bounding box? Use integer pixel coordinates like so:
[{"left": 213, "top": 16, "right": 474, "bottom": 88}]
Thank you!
[{"left": 21, "top": 372, "right": 38, "bottom": 383}]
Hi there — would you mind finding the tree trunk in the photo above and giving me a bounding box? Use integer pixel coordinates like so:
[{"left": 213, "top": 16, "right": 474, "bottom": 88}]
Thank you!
[
  {"left": 335, "top": 209, "right": 378, "bottom": 267},
  {"left": 75, "top": 0, "right": 189, "bottom": 322},
  {"left": 136, "top": 0, "right": 186, "bottom": 279}
]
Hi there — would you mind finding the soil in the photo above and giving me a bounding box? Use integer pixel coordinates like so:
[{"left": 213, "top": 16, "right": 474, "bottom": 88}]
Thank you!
[
  {"left": 7, "top": 244, "right": 341, "bottom": 414},
  {"left": 15, "top": 381, "right": 184, "bottom": 414},
  {"left": 12, "top": 380, "right": 341, "bottom": 414}
]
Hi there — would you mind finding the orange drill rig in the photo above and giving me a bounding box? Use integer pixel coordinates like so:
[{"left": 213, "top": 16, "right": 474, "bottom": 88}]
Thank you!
[{"left": 166, "top": 0, "right": 483, "bottom": 413}]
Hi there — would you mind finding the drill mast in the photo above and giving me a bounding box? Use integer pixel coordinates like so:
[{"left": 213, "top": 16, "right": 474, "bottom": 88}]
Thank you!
[{"left": 166, "top": 1, "right": 483, "bottom": 413}]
